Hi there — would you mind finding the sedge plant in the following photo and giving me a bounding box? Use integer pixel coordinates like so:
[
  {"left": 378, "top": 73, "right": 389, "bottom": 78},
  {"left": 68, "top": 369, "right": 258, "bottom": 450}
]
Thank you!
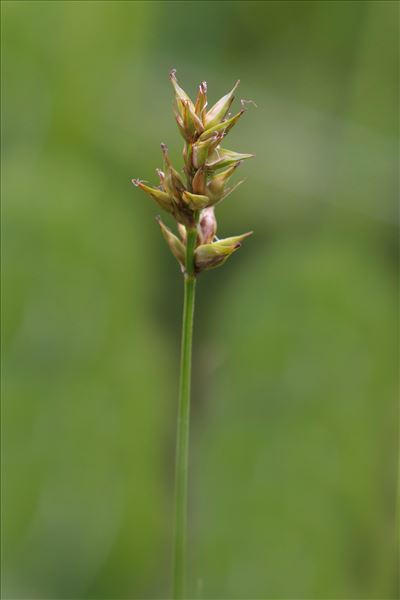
[{"left": 132, "top": 70, "right": 254, "bottom": 599}]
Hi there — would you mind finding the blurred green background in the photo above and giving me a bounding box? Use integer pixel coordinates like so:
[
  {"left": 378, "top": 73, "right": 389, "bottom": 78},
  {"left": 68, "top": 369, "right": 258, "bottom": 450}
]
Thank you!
[{"left": 1, "top": 1, "right": 398, "bottom": 598}]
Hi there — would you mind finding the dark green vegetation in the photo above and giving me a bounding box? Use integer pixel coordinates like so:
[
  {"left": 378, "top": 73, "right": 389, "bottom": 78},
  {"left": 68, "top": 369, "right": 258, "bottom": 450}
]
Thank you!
[{"left": 1, "top": 1, "right": 398, "bottom": 598}]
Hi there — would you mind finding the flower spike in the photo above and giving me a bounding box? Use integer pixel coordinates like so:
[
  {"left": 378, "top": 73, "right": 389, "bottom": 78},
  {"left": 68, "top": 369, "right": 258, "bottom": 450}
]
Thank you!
[{"left": 132, "top": 72, "right": 254, "bottom": 276}]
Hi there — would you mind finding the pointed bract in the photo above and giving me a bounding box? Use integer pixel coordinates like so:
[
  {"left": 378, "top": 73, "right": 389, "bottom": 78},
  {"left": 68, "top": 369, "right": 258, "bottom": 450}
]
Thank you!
[
  {"left": 169, "top": 69, "right": 195, "bottom": 117},
  {"left": 132, "top": 179, "right": 174, "bottom": 214},
  {"left": 156, "top": 216, "right": 186, "bottom": 268},
  {"left": 204, "top": 80, "right": 240, "bottom": 129},
  {"left": 207, "top": 162, "right": 241, "bottom": 196},
  {"left": 206, "top": 147, "right": 254, "bottom": 170},
  {"left": 161, "top": 143, "right": 186, "bottom": 200},
  {"left": 208, "top": 179, "right": 245, "bottom": 207},
  {"left": 182, "top": 190, "right": 210, "bottom": 210},
  {"left": 181, "top": 99, "right": 204, "bottom": 139},
  {"left": 195, "top": 231, "right": 253, "bottom": 272},
  {"left": 199, "top": 110, "right": 244, "bottom": 141}
]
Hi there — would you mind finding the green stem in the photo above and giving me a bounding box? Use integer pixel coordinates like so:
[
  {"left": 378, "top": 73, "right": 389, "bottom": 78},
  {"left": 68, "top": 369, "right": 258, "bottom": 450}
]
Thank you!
[{"left": 172, "top": 226, "right": 197, "bottom": 599}]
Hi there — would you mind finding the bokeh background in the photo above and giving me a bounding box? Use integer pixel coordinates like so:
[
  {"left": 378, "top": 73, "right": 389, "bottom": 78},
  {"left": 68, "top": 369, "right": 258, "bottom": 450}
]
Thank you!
[{"left": 1, "top": 1, "right": 398, "bottom": 598}]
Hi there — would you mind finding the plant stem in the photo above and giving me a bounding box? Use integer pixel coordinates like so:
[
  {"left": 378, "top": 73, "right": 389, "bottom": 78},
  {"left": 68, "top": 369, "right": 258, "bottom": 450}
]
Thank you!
[{"left": 172, "top": 225, "right": 197, "bottom": 599}]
